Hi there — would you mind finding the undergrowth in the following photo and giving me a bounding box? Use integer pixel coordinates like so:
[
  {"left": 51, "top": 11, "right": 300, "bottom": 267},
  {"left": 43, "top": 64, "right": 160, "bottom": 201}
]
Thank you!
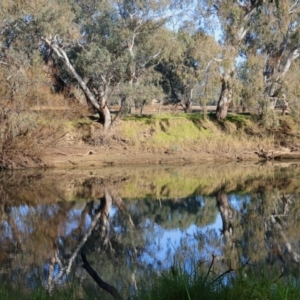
[
  {"left": 2, "top": 257, "right": 300, "bottom": 300},
  {"left": 0, "top": 108, "right": 64, "bottom": 169},
  {"left": 134, "top": 258, "right": 300, "bottom": 300}
]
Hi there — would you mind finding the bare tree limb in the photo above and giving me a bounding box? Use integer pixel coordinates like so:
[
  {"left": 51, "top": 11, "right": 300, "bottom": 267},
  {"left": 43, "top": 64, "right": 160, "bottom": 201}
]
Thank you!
[
  {"left": 289, "top": 0, "right": 300, "bottom": 14},
  {"left": 236, "top": 5, "right": 257, "bottom": 42},
  {"left": 81, "top": 252, "right": 124, "bottom": 300},
  {"left": 41, "top": 36, "right": 100, "bottom": 111},
  {"left": 41, "top": 36, "right": 112, "bottom": 131},
  {"left": 279, "top": 46, "right": 300, "bottom": 78}
]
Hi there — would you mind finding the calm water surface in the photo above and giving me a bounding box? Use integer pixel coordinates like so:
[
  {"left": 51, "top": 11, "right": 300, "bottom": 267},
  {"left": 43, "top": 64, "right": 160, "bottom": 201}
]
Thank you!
[{"left": 1, "top": 162, "right": 300, "bottom": 297}]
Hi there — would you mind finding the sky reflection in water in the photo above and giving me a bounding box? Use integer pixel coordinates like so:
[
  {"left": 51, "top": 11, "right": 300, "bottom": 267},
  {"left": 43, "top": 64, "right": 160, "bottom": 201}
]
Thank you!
[{"left": 1, "top": 164, "right": 300, "bottom": 295}]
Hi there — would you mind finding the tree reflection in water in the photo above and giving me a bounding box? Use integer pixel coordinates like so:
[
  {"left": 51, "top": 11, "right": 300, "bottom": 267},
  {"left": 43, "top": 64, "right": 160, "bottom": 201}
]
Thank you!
[{"left": 1, "top": 164, "right": 300, "bottom": 298}]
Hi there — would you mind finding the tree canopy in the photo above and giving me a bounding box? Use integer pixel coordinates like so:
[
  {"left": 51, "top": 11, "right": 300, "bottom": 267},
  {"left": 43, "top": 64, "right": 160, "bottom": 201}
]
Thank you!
[{"left": 1, "top": 0, "right": 300, "bottom": 127}]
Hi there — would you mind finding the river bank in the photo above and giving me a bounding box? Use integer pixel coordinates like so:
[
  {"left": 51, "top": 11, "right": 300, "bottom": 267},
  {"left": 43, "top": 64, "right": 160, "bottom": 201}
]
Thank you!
[
  {"left": 45, "top": 144, "right": 258, "bottom": 169},
  {"left": 2, "top": 108, "right": 300, "bottom": 169},
  {"left": 44, "top": 112, "right": 300, "bottom": 169}
]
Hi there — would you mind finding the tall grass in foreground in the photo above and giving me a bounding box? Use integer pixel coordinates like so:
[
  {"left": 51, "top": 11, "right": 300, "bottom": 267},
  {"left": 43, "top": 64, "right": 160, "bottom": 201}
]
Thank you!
[
  {"left": 0, "top": 279, "right": 84, "bottom": 300},
  {"left": 2, "top": 261, "right": 300, "bottom": 300},
  {"left": 134, "top": 261, "right": 300, "bottom": 300}
]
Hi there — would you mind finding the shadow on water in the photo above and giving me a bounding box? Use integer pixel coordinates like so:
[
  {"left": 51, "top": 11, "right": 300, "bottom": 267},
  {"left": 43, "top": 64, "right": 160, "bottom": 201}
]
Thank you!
[{"left": 1, "top": 162, "right": 300, "bottom": 298}]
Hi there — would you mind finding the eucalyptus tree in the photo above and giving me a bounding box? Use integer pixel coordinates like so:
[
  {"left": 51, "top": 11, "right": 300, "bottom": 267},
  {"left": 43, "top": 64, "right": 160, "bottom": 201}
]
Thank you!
[
  {"left": 157, "top": 29, "right": 221, "bottom": 112},
  {"left": 0, "top": 0, "right": 78, "bottom": 108},
  {"left": 202, "top": 0, "right": 300, "bottom": 120},
  {"left": 0, "top": 1, "right": 81, "bottom": 168},
  {"left": 254, "top": 1, "right": 300, "bottom": 114},
  {"left": 1, "top": 0, "right": 185, "bottom": 131},
  {"left": 41, "top": 0, "right": 183, "bottom": 130},
  {"left": 203, "top": 0, "right": 268, "bottom": 120}
]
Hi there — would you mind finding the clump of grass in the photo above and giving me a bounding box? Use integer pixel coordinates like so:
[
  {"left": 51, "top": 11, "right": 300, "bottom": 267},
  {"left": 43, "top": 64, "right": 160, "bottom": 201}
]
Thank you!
[
  {"left": 2, "top": 256, "right": 300, "bottom": 300},
  {"left": 0, "top": 278, "right": 86, "bottom": 300},
  {"left": 135, "top": 258, "right": 300, "bottom": 300}
]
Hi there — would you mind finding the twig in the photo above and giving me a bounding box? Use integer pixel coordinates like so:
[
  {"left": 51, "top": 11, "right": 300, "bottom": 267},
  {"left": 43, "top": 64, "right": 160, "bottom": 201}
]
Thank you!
[
  {"left": 204, "top": 254, "right": 216, "bottom": 283},
  {"left": 241, "top": 258, "right": 256, "bottom": 268},
  {"left": 81, "top": 252, "right": 123, "bottom": 300},
  {"left": 208, "top": 264, "right": 235, "bottom": 287},
  {"left": 272, "top": 272, "right": 284, "bottom": 283},
  {"left": 74, "top": 150, "right": 97, "bottom": 156}
]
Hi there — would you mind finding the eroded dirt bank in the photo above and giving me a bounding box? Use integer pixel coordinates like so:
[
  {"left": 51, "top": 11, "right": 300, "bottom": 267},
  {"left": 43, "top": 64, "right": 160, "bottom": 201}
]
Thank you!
[
  {"left": 43, "top": 113, "right": 300, "bottom": 169},
  {"left": 2, "top": 108, "right": 300, "bottom": 170}
]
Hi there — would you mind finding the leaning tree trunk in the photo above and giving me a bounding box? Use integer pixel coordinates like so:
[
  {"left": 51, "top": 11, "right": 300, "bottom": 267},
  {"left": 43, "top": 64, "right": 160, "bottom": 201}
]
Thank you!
[
  {"left": 41, "top": 36, "right": 112, "bottom": 132},
  {"left": 216, "top": 71, "right": 234, "bottom": 120}
]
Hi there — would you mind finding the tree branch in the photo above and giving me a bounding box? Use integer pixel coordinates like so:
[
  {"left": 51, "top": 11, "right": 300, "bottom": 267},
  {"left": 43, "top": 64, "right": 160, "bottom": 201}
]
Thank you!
[
  {"left": 289, "top": 0, "right": 300, "bottom": 14},
  {"left": 237, "top": 6, "right": 257, "bottom": 42},
  {"left": 280, "top": 46, "right": 300, "bottom": 78},
  {"left": 81, "top": 252, "right": 124, "bottom": 300},
  {"left": 41, "top": 36, "right": 100, "bottom": 111}
]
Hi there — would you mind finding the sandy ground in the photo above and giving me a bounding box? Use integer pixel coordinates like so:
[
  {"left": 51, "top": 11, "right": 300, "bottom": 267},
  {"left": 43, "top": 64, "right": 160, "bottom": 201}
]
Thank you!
[{"left": 45, "top": 143, "right": 259, "bottom": 169}]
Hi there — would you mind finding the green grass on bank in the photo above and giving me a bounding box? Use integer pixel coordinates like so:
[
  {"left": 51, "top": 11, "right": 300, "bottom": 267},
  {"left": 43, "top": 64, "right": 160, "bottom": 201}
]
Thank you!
[
  {"left": 2, "top": 262, "right": 300, "bottom": 300},
  {"left": 2, "top": 106, "right": 299, "bottom": 169},
  {"left": 134, "top": 264, "right": 300, "bottom": 300},
  {"left": 119, "top": 112, "right": 274, "bottom": 152}
]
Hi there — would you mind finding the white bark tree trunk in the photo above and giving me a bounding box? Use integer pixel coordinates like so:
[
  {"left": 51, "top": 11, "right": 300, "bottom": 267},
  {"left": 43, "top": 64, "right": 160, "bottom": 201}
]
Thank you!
[
  {"left": 215, "top": 4, "right": 256, "bottom": 119},
  {"left": 216, "top": 71, "right": 234, "bottom": 120},
  {"left": 41, "top": 36, "right": 112, "bottom": 132}
]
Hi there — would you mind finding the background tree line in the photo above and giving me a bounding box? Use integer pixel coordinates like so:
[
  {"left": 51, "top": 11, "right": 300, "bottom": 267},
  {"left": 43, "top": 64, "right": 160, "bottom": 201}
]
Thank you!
[{"left": 1, "top": 0, "right": 300, "bottom": 130}]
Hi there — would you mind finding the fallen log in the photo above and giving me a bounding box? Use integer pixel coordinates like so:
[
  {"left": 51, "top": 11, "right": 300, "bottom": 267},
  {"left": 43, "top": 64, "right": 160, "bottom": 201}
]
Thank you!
[
  {"left": 255, "top": 148, "right": 300, "bottom": 160},
  {"left": 272, "top": 152, "right": 300, "bottom": 160}
]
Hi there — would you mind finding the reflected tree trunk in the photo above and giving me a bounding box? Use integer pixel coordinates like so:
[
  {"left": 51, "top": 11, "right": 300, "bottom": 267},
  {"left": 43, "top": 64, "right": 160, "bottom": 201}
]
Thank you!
[
  {"left": 269, "top": 215, "right": 300, "bottom": 264},
  {"left": 100, "top": 188, "right": 113, "bottom": 250},
  {"left": 53, "top": 202, "right": 105, "bottom": 285},
  {"left": 216, "top": 191, "right": 234, "bottom": 242},
  {"left": 109, "top": 187, "right": 138, "bottom": 291},
  {"left": 81, "top": 252, "right": 124, "bottom": 300},
  {"left": 110, "top": 188, "right": 135, "bottom": 228}
]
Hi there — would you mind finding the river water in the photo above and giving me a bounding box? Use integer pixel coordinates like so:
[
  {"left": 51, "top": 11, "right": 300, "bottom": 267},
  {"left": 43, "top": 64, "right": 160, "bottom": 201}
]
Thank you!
[{"left": 1, "top": 162, "right": 300, "bottom": 297}]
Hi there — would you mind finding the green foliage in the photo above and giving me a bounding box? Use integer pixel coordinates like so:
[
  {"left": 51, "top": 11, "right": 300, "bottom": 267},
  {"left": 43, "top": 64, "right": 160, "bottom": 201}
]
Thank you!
[
  {"left": 135, "top": 260, "right": 300, "bottom": 300},
  {"left": 238, "top": 55, "right": 265, "bottom": 113},
  {"left": 0, "top": 278, "right": 85, "bottom": 300},
  {"left": 157, "top": 31, "right": 221, "bottom": 108},
  {"left": 258, "top": 99, "right": 280, "bottom": 129},
  {"left": 1, "top": 0, "right": 300, "bottom": 170},
  {"left": 2, "top": 262, "right": 300, "bottom": 300}
]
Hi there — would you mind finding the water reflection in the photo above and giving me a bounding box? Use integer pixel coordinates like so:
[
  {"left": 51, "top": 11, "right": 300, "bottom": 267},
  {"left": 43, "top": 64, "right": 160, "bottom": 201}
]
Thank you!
[{"left": 1, "top": 163, "right": 300, "bottom": 297}]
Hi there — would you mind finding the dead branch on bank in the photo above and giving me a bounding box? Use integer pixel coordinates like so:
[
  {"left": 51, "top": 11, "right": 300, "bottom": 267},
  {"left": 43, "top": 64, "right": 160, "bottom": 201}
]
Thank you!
[
  {"left": 255, "top": 147, "right": 300, "bottom": 160},
  {"left": 81, "top": 252, "right": 124, "bottom": 300}
]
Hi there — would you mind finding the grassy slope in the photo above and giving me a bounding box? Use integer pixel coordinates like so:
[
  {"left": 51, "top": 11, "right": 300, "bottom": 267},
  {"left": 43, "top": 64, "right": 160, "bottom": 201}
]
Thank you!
[{"left": 118, "top": 113, "right": 275, "bottom": 154}]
